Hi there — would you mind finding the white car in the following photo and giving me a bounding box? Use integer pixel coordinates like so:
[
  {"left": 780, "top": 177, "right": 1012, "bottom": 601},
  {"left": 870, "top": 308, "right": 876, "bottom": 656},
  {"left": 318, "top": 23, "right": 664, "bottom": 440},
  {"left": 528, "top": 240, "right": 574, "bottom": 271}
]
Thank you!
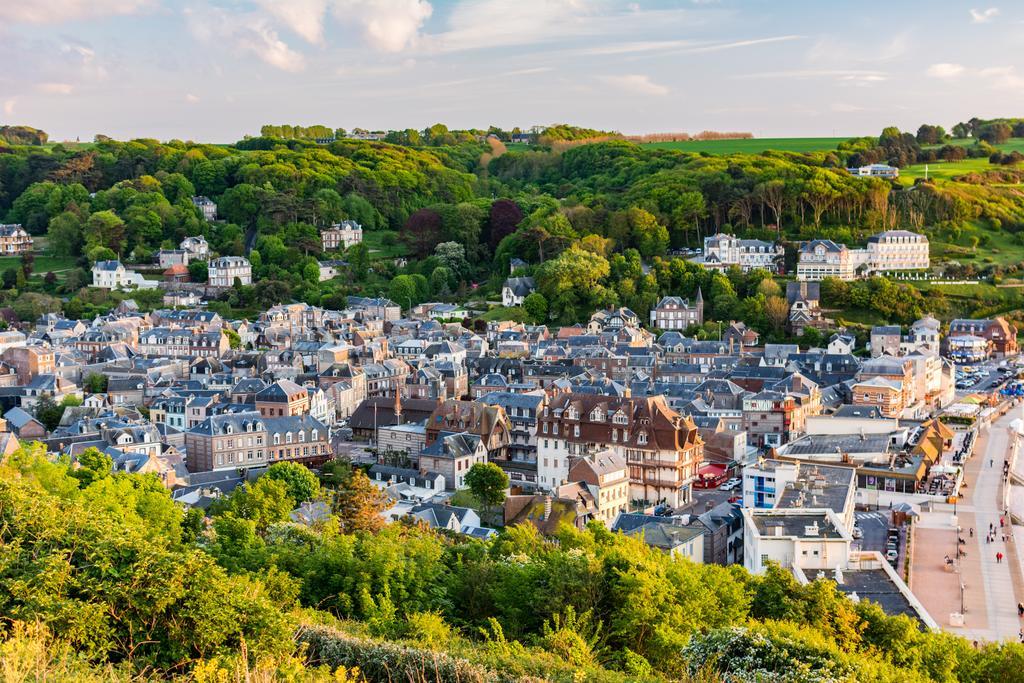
[{"left": 720, "top": 479, "right": 741, "bottom": 492}]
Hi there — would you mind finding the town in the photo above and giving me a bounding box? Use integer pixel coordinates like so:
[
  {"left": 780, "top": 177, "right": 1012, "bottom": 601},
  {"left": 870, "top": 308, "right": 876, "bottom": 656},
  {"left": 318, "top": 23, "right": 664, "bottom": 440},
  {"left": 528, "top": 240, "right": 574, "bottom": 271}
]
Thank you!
[{"left": 0, "top": 197, "right": 1020, "bottom": 646}]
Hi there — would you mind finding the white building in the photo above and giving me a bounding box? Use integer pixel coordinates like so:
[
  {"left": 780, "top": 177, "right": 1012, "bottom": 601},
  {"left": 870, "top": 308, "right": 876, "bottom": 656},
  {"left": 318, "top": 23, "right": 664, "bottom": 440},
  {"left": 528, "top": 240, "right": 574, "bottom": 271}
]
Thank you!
[
  {"left": 701, "top": 234, "right": 784, "bottom": 273},
  {"left": 866, "top": 230, "right": 929, "bottom": 275},
  {"left": 321, "top": 220, "right": 363, "bottom": 251},
  {"left": 796, "top": 240, "right": 866, "bottom": 281},
  {"left": 797, "top": 231, "right": 928, "bottom": 281},
  {"left": 649, "top": 292, "right": 703, "bottom": 330},
  {"left": 181, "top": 235, "right": 210, "bottom": 260},
  {"left": 91, "top": 260, "right": 158, "bottom": 290},
  {"left": 502, "top": 277, "right": 536, "bottom": 307},
  {"left": 191, "top": 196, "right": 217, "bottom": 221},
  {"left": 847, "top": 164, "right": 899, "bottom": 179},
  {"left": 743, "top": 508, "right": 852, "bottom": 574},
  {"left": 208, "top": 256, "right": 252, "bottom": 287}
]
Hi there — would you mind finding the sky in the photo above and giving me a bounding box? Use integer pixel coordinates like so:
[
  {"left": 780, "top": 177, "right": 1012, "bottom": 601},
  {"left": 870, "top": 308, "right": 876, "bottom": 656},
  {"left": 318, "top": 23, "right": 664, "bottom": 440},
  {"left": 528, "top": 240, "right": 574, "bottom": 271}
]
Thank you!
[{"left": 1, "top": 0, "right": 1023, "bottom": 143}]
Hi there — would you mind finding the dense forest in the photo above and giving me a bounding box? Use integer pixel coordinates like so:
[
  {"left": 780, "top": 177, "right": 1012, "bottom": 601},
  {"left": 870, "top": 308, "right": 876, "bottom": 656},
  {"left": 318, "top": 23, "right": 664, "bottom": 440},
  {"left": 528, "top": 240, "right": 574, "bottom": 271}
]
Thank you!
[
  {"left": 0, "top": 120, "right": 1023, "bottom": 335},
  {"left": 3, "top": 444, "right": 1024, "bottom": 681}
]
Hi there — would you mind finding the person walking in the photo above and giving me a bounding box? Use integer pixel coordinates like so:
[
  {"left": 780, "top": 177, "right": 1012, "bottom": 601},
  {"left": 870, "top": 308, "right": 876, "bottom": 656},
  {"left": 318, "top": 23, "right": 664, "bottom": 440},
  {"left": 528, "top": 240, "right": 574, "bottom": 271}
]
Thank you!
[
  {"left": 1018, "top": 602, "right": 1023, "bottom": 618},
  {"left": 997, "top": 552, "right": 1004, "bottom": 564},
  {"left": 970, "top": 527, "right": 974, "bottom": 537}
]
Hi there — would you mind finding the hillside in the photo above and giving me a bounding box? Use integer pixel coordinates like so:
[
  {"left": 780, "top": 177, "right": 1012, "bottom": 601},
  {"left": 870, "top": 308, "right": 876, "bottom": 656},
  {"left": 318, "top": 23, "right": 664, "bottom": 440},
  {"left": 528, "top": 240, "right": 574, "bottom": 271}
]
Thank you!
[{"left": 2, "top": 123, "right": 1024, "bottom": 342}]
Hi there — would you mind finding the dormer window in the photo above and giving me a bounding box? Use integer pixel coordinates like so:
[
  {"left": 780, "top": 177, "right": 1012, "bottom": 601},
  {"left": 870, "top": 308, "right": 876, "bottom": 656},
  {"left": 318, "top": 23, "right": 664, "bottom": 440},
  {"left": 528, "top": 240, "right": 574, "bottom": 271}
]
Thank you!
[
  {"left": 286, "top": 432, "right": 293, "bottom": 444},
  {"left": 613, "top": 412, "right": 628, "bottom": 425},
  {"left": 273, "top": 433, "right": 281, "bottom": 445},
  {"left": 638, "top": 431, "right": 648, "bottom": 445}
]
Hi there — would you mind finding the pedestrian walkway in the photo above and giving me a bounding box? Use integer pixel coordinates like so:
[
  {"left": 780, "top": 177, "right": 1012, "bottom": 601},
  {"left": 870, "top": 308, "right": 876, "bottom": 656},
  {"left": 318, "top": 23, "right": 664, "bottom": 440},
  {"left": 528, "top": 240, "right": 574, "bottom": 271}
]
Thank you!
[{"left": 911, "top": 409, "right": 1022, "bottom": 642}]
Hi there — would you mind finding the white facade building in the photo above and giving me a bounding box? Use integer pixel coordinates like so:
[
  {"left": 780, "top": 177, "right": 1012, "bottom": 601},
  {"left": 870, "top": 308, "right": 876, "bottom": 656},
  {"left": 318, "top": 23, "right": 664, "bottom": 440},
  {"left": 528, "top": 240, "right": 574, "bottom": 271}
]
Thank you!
[
  {"left": 208, "top": 256, "right": 252, "bottom": 287},
  {"left": 181, "top": 235, "right": 210, "bottom": 260},
  {"left": 743, "top": 508, "right": 852, "bottom": 574},
  {"left": 702, "top": 234, "right": 784, "bottom": 273},
  {"left": 91, "top": 260, "right": 158, "bottom": 290},
  {"left": 866, "top": 230, "right": 929, "bottom": 274},
  {"left": 191, "top": 196, "right": 217, "bottom": 221},
  {"left": 321, "top": 220, "right": 363, "bottom": 251},
  {"left": 798, "top": 231, "right": 929, "bottom": 281}
]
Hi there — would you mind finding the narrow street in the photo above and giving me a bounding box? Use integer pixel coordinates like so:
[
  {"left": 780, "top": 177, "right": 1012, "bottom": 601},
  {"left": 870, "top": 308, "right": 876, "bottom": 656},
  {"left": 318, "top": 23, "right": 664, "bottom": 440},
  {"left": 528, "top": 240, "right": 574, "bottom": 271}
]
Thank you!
[{"left": 912, "top": 408, "right": 1022, "bottom": 642}]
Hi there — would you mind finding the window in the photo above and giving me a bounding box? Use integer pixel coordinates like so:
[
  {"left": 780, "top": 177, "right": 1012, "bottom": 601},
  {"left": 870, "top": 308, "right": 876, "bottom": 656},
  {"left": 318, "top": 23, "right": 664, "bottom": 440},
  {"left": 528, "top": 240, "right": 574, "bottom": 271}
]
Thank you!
[
  {"left": 286, "top": 432, "right": 293, "bottom": 444},
  {"left": 573, "top": 425, "right": 580, "bottom": 437},
  {"left": 273, "top": 434, "right": 281, "bottom": 445}
]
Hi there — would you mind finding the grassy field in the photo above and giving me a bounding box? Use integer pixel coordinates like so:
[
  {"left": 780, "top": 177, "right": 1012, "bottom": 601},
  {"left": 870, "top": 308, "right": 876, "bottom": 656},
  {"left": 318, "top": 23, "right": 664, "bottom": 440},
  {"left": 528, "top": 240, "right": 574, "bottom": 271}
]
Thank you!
[
  {"left": 479, "top": 305, "right": 529, "bottom": 323},
  {"left": 901, "top": 137, "right": 1024, "bottom": 183},
  {"left": 641, "top": 137, "right": 850, "bottom": 155},
  {"left": 927, "top": 220, "right": 1024, "bottom": 268},
  {"left": 0, "top": 253, "right": 77, "bottom": 274},
  {"left": 362, "top": 230, "right": 408, "bottom": 259}
]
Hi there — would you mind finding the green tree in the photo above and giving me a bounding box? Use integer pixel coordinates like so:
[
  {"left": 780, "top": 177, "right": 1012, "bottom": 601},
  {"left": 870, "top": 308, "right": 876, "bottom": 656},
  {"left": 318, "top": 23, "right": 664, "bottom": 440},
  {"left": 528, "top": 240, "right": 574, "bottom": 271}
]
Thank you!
[
  {"left": 84, "top": 372, "right": 108, "bottom": 393},
  {"left": 388, "top": 275, "right": 418, "bottom": 310},
  {"left": 464, "top": 462, "right": 509, "bottom": 518},
  {"left": 523, "top": 292, "right": 548, "bottom": 323},
  {"left": 265, "top": 461, "right": 321, "bottom": 505},
  {"left": 47, "top": 211, "right": 84, "bottom": 257},
  {"left": 347, "top": 242, "right": 370, "bottom": 280},
  {"left": 214, "top": 477, "right": 294, "bottom": 534},
  {"left": 187, "top": 259, "right": 208, "bottom": 283},
  {"left": 83, "top": 210, "right": 126, "bottom": 253},
  {"left": 72, "top": 447, "right": 114, "bottom": 487}
]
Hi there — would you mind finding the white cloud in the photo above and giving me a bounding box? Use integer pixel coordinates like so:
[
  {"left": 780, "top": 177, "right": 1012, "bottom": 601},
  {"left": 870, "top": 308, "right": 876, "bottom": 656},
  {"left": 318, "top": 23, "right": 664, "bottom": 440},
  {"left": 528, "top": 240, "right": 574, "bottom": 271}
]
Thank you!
[
  {"left": 978, "top": 65, "right": 1024, "bottom": 88},
  {"left": 3, "top": 99, "right": 15, "bottom": 115},
  {"left": 333, "top": 0, "right": 433, "bottom": 53},
  {"left": 36, "top": 82, "right": 74, "bottom": 95},
  {"left": 600, "top": 74, "right": 669, "bottom": 96},
  {"left": 925, "top": 62, "right": 1024, "bottom": 88},
  {"left": 426, "top": 1, "right": 696, "bottom": 54},
  {"left": 0, "top": 0, "right": 152, "bottom": 23},
  {"left": 257, "top": 0, "right": 329, "bottom": 44},
  {"left": 671, "top": 35, "right": 801, "bottom": 55},
  {"left": 831, "top": 103, "right": 865, "bottom": 112},
  {"left": 927, "top": 62, "right": 965, "bottom": 78},
  {"left": 970, "top": 7, "right": 1000, "bottom": 23},
  {"left": 238, "top": 20, "right": 306, "bottom": 71},
  {"left": 737, "top": 69, "right": 887, "bottom": 84},
  {"left": 185, "top": 93, "right": 200, "bottom": 103},
  {"left": 186, "top": 7, "right": 306, "bottom": 72}
]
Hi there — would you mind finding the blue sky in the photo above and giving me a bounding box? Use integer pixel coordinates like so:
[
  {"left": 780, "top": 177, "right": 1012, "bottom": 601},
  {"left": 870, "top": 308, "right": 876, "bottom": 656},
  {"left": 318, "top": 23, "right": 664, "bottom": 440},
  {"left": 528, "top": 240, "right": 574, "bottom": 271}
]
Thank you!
[{"left": 1, "top": 0, "right": 1022, "bottom": 142}]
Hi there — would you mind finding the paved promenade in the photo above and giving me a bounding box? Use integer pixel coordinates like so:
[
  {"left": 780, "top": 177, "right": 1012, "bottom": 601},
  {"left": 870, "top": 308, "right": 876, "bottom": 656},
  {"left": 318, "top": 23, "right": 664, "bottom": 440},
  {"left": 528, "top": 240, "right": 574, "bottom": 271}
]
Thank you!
[{"left": 911, "top": 409, "right": 1022, "bottom": 641}]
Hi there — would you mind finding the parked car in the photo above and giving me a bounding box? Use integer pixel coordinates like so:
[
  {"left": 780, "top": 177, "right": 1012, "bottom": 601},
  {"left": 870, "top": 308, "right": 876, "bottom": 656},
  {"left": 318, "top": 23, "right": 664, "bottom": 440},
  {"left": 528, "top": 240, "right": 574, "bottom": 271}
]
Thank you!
[
  {"left": 720, "top": 478, "right": 741, "bottom": 492},
  {"left": 852, "top": 526, "right": 863, "bottom": 539},
  {"left": 885, "top": 548, "right": 899, "bottom": 563}
]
